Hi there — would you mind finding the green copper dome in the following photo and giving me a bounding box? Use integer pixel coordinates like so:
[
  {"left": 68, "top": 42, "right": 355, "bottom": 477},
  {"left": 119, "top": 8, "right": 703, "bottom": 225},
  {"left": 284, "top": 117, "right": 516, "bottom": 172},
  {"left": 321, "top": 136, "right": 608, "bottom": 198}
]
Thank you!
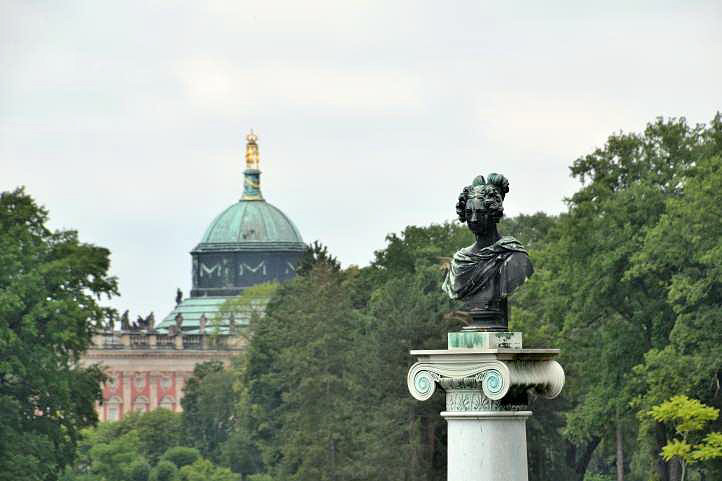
[
  {"left": 159, "top": 131, "right": 305, "bottom": 333},
  {"left": 199, "top": 200, "right": 303, "bottom": 246}
]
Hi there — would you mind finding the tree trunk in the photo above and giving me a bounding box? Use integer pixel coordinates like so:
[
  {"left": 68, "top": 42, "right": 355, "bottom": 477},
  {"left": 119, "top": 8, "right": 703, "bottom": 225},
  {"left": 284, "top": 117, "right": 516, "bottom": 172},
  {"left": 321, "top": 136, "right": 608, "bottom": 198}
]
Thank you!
[
  {"left": 566, "top": 442, "right": 577, "bottom": 467},
  {"left": 429, "top": 417, "right": 435, "bottom": 457},
  {"left": 427, "top": 416, "right": 436, "bottom": 472},
  {"left": 408, "top": 413, "right": 417, "bottom": 481},
  {"left": 654, "top": 421, "right": 671, "bottom": 481},
  {"left": 329, "top": 439, "right": 337, "bottom": 481},
  {"left": 669, "top": 458, "right": 682, "bottom": 481},
  {"left": 575, "top": 436, "right": 601, "bottom": 481},
  {"left": 616, "top": 420, "right": 625, "bottom": 481}
]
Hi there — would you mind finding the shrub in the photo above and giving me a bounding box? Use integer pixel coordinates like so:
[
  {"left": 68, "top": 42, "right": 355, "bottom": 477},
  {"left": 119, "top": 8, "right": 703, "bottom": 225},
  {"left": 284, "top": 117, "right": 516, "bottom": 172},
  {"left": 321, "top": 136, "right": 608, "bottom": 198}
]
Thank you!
[
  {"left": 160, "top": 446, "right": 201, "bottom": 468},
  {"left": 127, "top": 460, "right": 150, "bottom": 481},
  {"left": 149, "top": 460, "right": 178, "bottom": 481}
]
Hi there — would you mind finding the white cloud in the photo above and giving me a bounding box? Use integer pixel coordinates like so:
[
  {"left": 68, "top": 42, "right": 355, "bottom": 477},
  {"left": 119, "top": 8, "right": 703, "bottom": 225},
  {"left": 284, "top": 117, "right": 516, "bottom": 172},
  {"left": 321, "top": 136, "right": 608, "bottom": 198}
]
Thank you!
[
  {"left": 476, "top": 92, "right": 635, "bottom": 159},
  {"left": 175, "top": 57, "right": 425, "bottom": 114}
]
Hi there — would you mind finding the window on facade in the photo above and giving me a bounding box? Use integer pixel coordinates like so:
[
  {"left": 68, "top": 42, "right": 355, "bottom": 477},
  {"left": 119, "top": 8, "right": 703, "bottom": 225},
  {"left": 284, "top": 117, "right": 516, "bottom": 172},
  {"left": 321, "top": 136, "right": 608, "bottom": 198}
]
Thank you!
[
  {"left": 133, "top": 396, "right": 149, "bottom": 412},
  {"left": 159, "top": 395, "right": 175, "bottom": 412},
  {"left": 107, "top": 375, "right": 117, "bottom": 389},
  {"left": 134, "top": 374, "right": 146, "bottom": 389},
  {"left": 160, "top": 375, "right": 172, "bottom": 389},
  {"left": 107, "top": 396, "right": 122, "bottom": 421}
]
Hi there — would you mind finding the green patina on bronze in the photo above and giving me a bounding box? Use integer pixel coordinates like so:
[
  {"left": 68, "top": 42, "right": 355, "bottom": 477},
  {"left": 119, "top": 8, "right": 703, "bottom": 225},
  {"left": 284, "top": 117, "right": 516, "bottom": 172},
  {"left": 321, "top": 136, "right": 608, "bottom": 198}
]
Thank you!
[
  {"left": 447, "top": 331, "right": 522, "bottom": 349},
  {"left": 199, "top": 200, "right": 303, "bottom": 246}
]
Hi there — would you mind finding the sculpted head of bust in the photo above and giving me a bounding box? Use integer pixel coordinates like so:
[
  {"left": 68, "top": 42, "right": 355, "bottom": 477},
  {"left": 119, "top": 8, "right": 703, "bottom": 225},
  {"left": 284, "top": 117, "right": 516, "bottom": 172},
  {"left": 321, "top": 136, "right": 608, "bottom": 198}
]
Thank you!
[{"left": 456, "top": 173, "right": 509, "bottom": 243}]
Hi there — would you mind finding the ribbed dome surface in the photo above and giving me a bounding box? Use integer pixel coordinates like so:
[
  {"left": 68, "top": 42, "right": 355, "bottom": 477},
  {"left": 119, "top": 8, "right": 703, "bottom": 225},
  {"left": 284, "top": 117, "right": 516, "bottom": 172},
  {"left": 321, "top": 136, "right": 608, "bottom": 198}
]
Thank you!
[{"left": 200, "top": 200, "right": 303, "bottom": 245}]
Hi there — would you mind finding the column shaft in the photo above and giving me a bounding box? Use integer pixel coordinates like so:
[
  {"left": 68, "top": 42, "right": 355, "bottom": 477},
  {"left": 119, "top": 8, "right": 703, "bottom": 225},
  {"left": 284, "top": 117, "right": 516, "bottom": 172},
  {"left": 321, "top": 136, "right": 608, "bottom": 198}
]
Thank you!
[{"left": 441, "top": 411, "right": 531, "bottom": 481}]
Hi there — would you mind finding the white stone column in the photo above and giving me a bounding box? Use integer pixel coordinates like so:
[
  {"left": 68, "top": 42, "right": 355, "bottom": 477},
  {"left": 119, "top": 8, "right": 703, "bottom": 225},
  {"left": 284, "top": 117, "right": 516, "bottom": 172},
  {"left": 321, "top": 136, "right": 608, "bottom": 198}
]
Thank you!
[{"left": 442, "top": 411, "right": 531, "bottom": 481}]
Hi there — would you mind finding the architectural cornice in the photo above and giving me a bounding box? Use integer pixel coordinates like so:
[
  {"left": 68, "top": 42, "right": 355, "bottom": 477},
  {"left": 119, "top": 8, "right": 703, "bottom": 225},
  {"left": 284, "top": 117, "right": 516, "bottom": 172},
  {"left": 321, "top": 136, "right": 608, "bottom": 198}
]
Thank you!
[{"left": 84, "top": 349, "right": 240, "bottom": 360}]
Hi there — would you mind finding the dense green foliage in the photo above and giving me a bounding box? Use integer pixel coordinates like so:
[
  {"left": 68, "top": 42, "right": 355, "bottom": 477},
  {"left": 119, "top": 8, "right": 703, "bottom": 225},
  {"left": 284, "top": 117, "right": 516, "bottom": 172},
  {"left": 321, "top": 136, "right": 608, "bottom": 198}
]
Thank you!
[
  {"left": 514, "top": 115, "right": 722, "bottom": 481},
  {"left": 181, "top": 361, "right": 238, "bottom": 462},
  {"left": 63, "top": 410, "right": 238, "bottom": 481},
  {"left": 0, "top": 188, "right": 118, "bottom": 481}
]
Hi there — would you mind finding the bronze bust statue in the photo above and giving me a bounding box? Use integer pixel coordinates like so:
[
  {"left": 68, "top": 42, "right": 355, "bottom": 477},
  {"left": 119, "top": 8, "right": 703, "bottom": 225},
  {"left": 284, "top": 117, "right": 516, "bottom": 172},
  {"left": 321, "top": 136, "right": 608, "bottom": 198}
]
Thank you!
[{"left": 442, "top": 173, "right": 533, "bottom": 331}]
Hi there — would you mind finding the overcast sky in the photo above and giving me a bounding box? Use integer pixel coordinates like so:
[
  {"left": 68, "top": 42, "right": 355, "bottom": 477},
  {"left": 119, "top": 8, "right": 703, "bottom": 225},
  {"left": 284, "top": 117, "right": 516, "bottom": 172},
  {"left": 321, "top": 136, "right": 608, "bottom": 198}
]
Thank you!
[{"left": 2, "top": 0, "right": 721, "bottom": 319}]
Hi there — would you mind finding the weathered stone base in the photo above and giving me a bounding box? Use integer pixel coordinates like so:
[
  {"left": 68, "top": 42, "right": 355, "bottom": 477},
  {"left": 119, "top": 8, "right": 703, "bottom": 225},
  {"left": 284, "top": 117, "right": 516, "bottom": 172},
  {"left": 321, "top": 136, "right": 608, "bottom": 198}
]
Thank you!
[
  {"left": 448, "top": 331, "right": 523, "bottom": 350},
  {"left": 442, "top": 411, "right": 531, "bottom": 481}
]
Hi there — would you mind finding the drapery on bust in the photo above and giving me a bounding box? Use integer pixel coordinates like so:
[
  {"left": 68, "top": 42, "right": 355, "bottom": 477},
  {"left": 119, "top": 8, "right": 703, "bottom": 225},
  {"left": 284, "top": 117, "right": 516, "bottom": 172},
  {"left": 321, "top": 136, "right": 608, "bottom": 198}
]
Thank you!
[{"left": 442, "top": 173, "right": 533, "bottom": 331}]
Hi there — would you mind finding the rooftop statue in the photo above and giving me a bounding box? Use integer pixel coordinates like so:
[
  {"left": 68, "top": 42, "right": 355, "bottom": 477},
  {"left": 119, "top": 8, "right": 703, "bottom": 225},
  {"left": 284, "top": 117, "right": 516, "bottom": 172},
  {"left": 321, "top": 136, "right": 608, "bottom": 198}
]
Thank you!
[
  {"left": 442, "top": 173, "right": 533, "bottom": 331},
  {"left": 120, "top": 310, "right": 130, "bottom": 331},
  {"left": 199, "top": 313, "right": 208, "bottom": 335}
]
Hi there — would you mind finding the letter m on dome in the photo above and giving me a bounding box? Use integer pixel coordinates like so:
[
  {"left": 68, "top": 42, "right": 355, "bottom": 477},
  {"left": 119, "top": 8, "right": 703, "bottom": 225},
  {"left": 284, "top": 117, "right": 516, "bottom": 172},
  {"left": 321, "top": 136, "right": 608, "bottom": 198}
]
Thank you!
[
  {"left": 239, "top": 261, "right": 266, "bottom": 276},
  {"left": 200, "top": 263, "right": 221, "bottom": 278}
]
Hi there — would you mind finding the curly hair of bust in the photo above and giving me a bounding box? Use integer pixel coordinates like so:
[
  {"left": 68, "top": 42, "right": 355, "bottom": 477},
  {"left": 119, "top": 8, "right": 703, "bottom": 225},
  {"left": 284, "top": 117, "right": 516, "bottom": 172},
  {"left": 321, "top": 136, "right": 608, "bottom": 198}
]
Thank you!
[
  {"left": 456, "top": 186, "right": 471, "bottom": 222},
  {"left": 456, "top": 173, "right": 510, "bottom": 222},
  {"left": 486, "top": 173, "right": 509, "bottom": 199}
]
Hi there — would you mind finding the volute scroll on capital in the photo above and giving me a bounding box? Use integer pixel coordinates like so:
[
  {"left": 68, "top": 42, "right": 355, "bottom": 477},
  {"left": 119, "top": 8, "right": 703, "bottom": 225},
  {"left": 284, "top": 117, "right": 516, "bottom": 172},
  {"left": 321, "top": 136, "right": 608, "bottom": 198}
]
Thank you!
[{"left": 407, "top": 360, "right": 511, "bottom": 401}]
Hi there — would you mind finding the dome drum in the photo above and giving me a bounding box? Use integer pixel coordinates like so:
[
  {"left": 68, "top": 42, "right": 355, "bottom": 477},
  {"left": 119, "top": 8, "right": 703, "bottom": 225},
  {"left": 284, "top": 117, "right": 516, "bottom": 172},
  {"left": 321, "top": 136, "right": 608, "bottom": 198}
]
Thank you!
[{"left": 190, "top": 249, "right": 303, "bottom": 298}]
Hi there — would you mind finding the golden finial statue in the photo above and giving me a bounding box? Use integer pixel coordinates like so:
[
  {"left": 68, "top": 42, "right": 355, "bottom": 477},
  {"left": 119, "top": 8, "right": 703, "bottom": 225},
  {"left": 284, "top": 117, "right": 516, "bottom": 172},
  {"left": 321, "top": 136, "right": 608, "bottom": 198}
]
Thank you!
[
  {"left": 242, "top": 129, "right": 263, "bottom": 200},
  {"left": 245, "top": 129, "right": 259, "bottom": 170}
]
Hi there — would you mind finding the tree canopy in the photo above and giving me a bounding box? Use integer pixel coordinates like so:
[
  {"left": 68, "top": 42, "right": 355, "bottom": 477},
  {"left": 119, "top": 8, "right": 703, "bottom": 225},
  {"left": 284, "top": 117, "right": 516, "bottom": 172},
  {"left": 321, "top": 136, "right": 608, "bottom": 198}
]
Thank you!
[
  {"left": 0, "top": 188, "right": 118, "bottom": 481},
  {"left": 63, "top": 402, "right": 238, "bottom": 481}
]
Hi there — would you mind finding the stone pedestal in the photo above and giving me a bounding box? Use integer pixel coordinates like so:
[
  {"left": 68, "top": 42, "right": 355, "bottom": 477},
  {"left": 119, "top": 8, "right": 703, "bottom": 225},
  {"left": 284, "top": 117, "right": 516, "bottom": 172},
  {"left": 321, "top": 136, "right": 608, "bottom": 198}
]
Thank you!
[
  {"left": 448, "top": 331, "right": 523, "bottom": 350},
  {"left": 407, "top": 333, "right": 564, "bottom": 481}
]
